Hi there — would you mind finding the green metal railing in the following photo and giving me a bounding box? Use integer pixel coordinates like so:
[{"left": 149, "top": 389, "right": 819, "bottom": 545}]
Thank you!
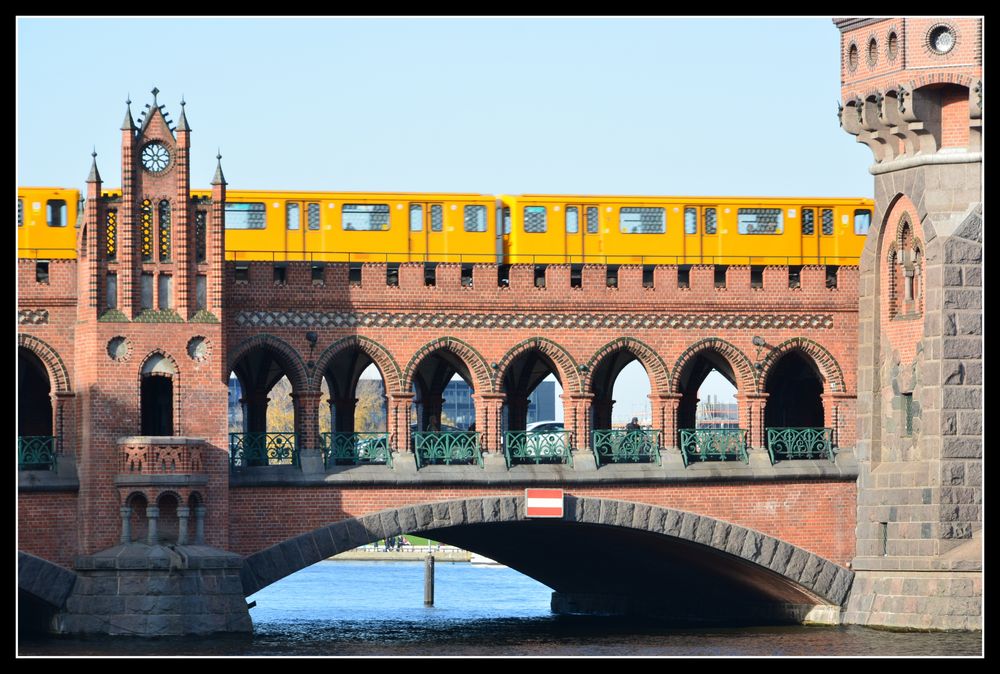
[
  {"left": 322, "top": 432, "right": 392, "bottom": 468},
  {"left": 592, "top": 429, "right": 661, "bottom": 466},
  {"left": 229, "top": 432, "right": 299, "bottom": 469},
  {"left": 18, "top": 436, "right": 56, "bottom": 471},
  {"left": 413, "top": 431, "right": 483, "bottom": 469},
  {"left": 503, "top": 431, "right": 573, "bottom": 468},
  {"left": 766, "top": 427, "right": 835, "bottom": 463},
  {"left": 678, "top": 429, "right": 748, "bottom": 466}
]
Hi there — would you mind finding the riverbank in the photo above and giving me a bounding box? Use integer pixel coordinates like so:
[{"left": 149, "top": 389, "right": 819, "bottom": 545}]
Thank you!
[{"left": 329, "top": 548, "right": 471, "bottom": 562}]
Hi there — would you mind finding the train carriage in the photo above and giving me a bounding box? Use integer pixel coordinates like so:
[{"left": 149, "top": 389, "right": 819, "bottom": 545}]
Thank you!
[{"left": 17, "top": 187, "right": 81, "bottom": 259}]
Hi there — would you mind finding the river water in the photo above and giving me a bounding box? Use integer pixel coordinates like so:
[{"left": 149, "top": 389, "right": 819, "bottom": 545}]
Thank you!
[{"left": 20, "top": 559, "right": 982, "bottom": 657}]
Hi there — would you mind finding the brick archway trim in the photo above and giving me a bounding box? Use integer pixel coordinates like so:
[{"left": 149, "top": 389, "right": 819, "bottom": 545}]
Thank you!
[
  {"left": 757, "top": 338, "right": 847, "bottom": 394},
  {"left": 310, "top": 336, "right": 403, "bottom": 394},
  {"left": 402, "top": 336, "right": 493, "bottom": 393},
  {"left": 493, "top": 337, "right": 582, "bottom": 394},
  {"left": 583, "top": 337, "right": 670, "bottom": 395},
  {"left": 228, "top": 333, "right": 310, "bottom": 393},
  {"left": 18, "top": 334, "right": 71, "bottom": 393},
  {"left": 669, "top": 338, "right": 757, "bottom": 395}
]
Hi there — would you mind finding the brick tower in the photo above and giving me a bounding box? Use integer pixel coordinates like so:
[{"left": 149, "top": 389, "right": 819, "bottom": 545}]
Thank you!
[
  {"left": 834, "top": 18, "right": 982, "bottom": 629},
  {"left": 58, "top": 90, "right": 250, "bottom": 634}
]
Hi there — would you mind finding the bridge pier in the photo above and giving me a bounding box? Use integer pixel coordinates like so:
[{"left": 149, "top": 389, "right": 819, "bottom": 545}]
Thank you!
[{"left": 53, "top": 544, "right": 252, "bottom": 636}]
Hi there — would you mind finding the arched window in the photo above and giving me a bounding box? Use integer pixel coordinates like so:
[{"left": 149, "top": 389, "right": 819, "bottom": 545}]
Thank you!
[{"left": 141, "top": 354, "right": 177, "bottom": 436}]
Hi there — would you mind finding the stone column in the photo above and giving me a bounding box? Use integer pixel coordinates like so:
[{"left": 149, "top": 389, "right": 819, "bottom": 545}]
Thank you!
[
  {"left": 388, "top": 392, "right": 415, "bottom": 457},
  {"left": 473, "top": 393, "right": 505, "bottom": 460},
  {"left": 740, "top": 393, "right": 769, "bottom": 466},
  {"left": 567, "top": 393, "right": 595, "bottom": 467},
  {"left": 505, "top": 394, "right": 530, "bottom": 432},
  {"left": 244, "top": 391, "right": 270, "bottom": 433},
  {"left": 591, "top": 397, "right": 615, "bottom": 432},
  {"left": 194, "top": 506, "right": 207, "bottom": 545},
  {"left": 120, "top": 506, "right": 132, "bottom": 544},
  {"left": 177, "top": 506, "right": 190, "bottom": 545},
  {"left": 332, "top": 396, "right": 358, "bottom": 434},
  {"left": 146, "top": 505, "right": 160, "bottom": 545},
  {"left": 654, "top": 394, "right": 683, "bottom": 467},
  {"left": 291, "top": 391, "right": 323, "bottom": 474}
]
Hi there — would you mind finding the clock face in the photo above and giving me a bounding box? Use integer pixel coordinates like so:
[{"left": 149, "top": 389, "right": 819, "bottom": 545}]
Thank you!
[{"left": 141, "top": 142, "right": 171, "bottom": 173}]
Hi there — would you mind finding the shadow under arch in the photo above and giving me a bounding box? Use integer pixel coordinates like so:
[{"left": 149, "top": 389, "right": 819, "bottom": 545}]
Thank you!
[{"left": 240, "top": 496, "right": 853, "bottom": 616}]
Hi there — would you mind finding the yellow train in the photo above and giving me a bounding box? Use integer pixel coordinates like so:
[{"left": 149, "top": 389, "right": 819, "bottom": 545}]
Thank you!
[{"left": 18, "top": 186, "right": 873, "bottom": 266}]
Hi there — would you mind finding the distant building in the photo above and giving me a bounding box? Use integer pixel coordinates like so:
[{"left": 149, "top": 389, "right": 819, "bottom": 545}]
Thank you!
[
  {"left": 696, "top": 395, "right": 739, "bottom": 429},
  {"left": 439, "top": 379, "right": 557, "bottom": 428}
]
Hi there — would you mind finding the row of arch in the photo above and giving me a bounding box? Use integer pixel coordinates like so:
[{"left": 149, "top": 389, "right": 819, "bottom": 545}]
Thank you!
[{"left": 228, "top": 333, "right": 846, "bottom": 399}]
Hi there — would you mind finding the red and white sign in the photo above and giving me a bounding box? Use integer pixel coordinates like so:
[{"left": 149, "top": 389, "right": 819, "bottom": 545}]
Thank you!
[{"left": 525, "top": 488, "right": 564, "bottom": 518}]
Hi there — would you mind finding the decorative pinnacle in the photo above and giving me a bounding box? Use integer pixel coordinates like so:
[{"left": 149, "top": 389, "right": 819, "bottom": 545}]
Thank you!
[
  {"left": 87, "top": 146, "right": 102, "bottom": 183},
  {"left": 212, "top": 149, "right": 227, "bottom": 186},
  {"left": 121, "top": 96, "right": 137, "bottom": 131},
  {"left": 176, "top": 95, "right": 191, "bottom": 132},
  {"left": 152, "top": 86, "right": 159, "bottom": 105}
]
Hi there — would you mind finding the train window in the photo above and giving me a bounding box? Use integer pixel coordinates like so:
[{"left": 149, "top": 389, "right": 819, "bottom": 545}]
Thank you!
[
  {"left": 802, "top": 209, "right": 815, "bottom": 235},
  {"left": 684, "top": 208, "right": 697, "bottom": 234},
  {"left": 430, "top": 205, "right": 443, "bottom": 232},
  {"left": 17, "top": 199, "right": 23, "bottom": 226},
  {"left": 821, "top": 209, "right": 834, "bottom": 236},
  {"left": 287, "top": 203, "right": 300, "bottom": 230},
  {"left": 524, "top": 206, "right": 547, "bottom": 233},
  {"left": 704, "top": 208, "right": 717, "bottom": 235},
  {"left": 225, "top": 203, "right": 267, "bottom": 229},
  {"left": 586, "top": 207, "right": 599, "bottom": 234},
  {"left": 854, "top": 209, "right": 872, "bottom": 235},
  {"left": 737, "top": 208, "right": 783, "bottom": 234},
  {"left": 565, "top": 207, "right": 579, "bottom": 234},
  {"left": 307, "top": 203, "right": 321, "bottom": 230},
  {"left": 410, "top": 204, "right": 423, "bottom": 231},
  {"left": 464, "top": 205, "right": 487, "bottom": 232},
  {"left": 502, "top": 207, "right": 511, "bottom": 235},
  {"left": 343, "top": 204, "right": 390, "bottom": 231},
  {"left": 46, "top": 199, "right": 67, "bottom": 227},
  {"left": 619, "top": 207, "right": 665, "bottom": 234}
]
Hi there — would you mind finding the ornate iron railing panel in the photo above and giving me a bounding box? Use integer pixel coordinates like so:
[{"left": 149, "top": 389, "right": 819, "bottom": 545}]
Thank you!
[
  {"left": 503, "top": 431, "right": 573, "bottom": 468},
  {"left": 678, "top": 428, "right": 748, "bottom": 466},
  {"left": 766, "top": 427, "right": 835, "bottom": 463},
  {"left": 591, "top": 429, "right": 661, "bottom": 466},
  {"left": 229, "top": 432, "right": 299, "bottom": 469},
  {"left": 322, "top": 432, "right": 392, "bottom": 468},
  {"left": 18, "top": 436, "right": 56, "bottom": 471},
  {"left": 414, "top": 431, "right": 482, "bottom": 469}
]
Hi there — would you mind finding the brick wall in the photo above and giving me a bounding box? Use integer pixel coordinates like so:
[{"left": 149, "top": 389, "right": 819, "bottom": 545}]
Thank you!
[
  {"left": 228, "top": 481, "right": 857, "bottom": 565},
  {"left": 18, "top": 492, "right": 79, "bottom": 569}
]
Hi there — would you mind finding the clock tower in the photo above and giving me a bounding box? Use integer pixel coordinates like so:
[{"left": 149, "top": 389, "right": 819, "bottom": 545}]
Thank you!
[{"left": 59, "top": 89, "right": 249, "bottom": 634}]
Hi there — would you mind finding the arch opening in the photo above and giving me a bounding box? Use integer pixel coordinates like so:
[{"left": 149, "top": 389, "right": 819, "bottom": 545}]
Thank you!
[
  {"left": 764, "top": 351, "right": 825, "bottom": 429},
  {"left": 229, "top": 345, "right": 303, "bottom": 467},
  {"left": 590, "top": 352, "right": 651, "bottom": 430},
  {"left": 140, "top": 376, "right": 174, "bottom": 436},
  {"left": 677, "top": 350, "right": 739, "bottom": 431},
  {"left": 18, "top": 347, "right": 54, "bottom": 469}
]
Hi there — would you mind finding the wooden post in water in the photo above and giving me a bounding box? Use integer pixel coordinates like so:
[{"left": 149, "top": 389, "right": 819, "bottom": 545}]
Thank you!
[{"left": 424, "top": 554, "right": 435, "bottom": 606}]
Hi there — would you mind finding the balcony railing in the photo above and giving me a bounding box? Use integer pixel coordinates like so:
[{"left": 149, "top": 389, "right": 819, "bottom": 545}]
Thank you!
[
  {"left": 592, "top": 429, "right": 661, "bottom": 467},
  {"left": 766, "top": 427, "right": 835, "bottom": 463},
  {"left": 678, "top": 429, "right": 748, "bottom": 466},
  {"left": 120, "top": 438, "right": 204, "bottom": 474},
  {"left": 503, "top": 431, "right": 573, "bottom": 469},
  {"left": 322, "top": 432, "right": 392, "bottom": 468},
  {"left": 413, "top": 431, "right": 482, "bottom": 469},
  {"left": 18, "top": 436, "right": 56, "bottom": 471},
  {"left": 229, "top": 432, "right": 299, "bottom": 469}
]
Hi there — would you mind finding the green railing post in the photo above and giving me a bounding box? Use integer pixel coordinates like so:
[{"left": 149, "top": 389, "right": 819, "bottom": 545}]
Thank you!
[
  {"left": 765, "top": 427, "right": 835, "bottom": 463},
  {"left": 503, "top": 431, "right": 573, "bottom": 468},
  {"left": 413, "top": 431, "right": 483, "bottom": 469},
  {"left": 591, "top": 429, "right": 661, "bottom": 467},
  {"left": 18, "top": 436, "right": 56, "bottom": 471},
  {"left": 321, "top": 432, "right": 392, "bottom": 468},
  {"left": 229, "top": 432, "right": 299, "bottom": 469},
  {"left": 678, "top": 429, "right": 748, "bottom": 467}
]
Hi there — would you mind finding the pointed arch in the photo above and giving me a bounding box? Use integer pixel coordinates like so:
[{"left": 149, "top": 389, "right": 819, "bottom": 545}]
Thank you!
[
  {"left": 670, "top": 338, "right": 756, "bottom": 395},
  {"left": 583, "top": 337, "right": 669, "bottom": 395},
  {"left": 757, "top": 338, "right": 846, "bottom": 394},
  {"left": 137, "top": 349, "right": 180, "bottom": 436},
  {"left": 402, "top": 336, "right": 493, "bottom": 393},
  {"left": 138, "top": 348, "right": 180, "bottom": 376},
  {"left": 17, "top": 334, "right": 71, "bottom": 393},
  {"left": 228, "top": 333, "right": 309, "bottom": 393},
  {"left": 494, "top": 337, "right": 581, "bottom": 394},
  {"left": 310, "top": 336, "right": 402, "bottom": 393}
]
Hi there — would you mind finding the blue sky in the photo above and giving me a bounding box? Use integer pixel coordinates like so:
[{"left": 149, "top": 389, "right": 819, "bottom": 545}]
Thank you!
[{"left": 17, "top": 17, "right": 872, "bottom": 421}]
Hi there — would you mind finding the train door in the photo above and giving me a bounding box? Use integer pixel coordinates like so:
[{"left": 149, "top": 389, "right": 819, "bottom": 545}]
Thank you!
[
  {"left": 564, "top": 204, "right": 584, "bottom": 262},
  {"left": 701, "top": 206, "right": 719, "bottom": 263},
  {"left": 302, "top": 202, "right": 322, "bottom": 261},
  {"left": 284, "top": 201, "right": 303, "bottom": 261},
  {"left": 683, "top": 206, "right": 702, "bottom": 262},
  {"left": 817, "top": 207, "right": 836, "bottom": 264},
  {"left": 583, "top": 205, "right": 601, "bottom": 261},
  {"left": 408, "top": 201, "right": 445, "bottom": 262},
  {"left": 800, "top": 207, "right": 820, "bottom": 264}
]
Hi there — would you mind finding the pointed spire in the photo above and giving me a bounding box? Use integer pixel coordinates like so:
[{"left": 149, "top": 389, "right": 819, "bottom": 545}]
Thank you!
[
  {"left": 151, "top": 86, "right": 159, "bottom": 106},
  {"left": 176, "top": 96, "right": 190, "bottom": 131},
  {"left": 87, "top": 148, "right": 102, "bottom": 183},
  {"left": 121, "top": 96, "right": 137, "bottom": 131},
  {"left": 211, "top": 150, "right": 227, "bottom": 186}
]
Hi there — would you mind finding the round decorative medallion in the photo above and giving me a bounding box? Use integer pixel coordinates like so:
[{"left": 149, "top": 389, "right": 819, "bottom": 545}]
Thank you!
[
  {"left": 928, "top": 24, "right": 956, "bottom": 54},
  {"left": 108, "top": 336, "right": 132, "bottom": 362},
  {"left": 187, "top": 336, "right": 210, "bottom": 362},
  {"left": 141, "top": 142, "right": 171, "bottom": 174}
]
